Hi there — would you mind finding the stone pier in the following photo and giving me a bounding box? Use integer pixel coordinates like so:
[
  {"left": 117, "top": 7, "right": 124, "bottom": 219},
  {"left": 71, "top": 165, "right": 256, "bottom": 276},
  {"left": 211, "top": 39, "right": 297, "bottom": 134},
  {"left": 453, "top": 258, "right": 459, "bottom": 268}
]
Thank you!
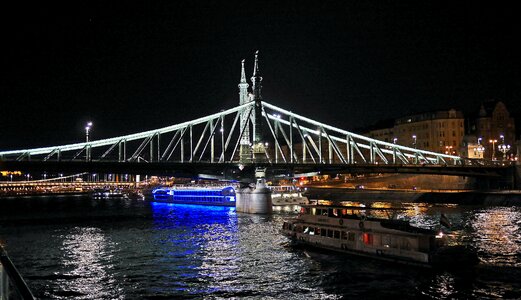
[{"left": 236, "top": 178, "right": 272, "bottom": 214}]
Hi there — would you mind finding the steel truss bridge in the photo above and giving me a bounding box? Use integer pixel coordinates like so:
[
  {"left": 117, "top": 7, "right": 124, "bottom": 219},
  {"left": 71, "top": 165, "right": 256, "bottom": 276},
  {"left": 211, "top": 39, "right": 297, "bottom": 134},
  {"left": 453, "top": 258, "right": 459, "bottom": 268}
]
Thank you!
[{"left": 0, "top": 101, "right": 511, "bottom": 180}]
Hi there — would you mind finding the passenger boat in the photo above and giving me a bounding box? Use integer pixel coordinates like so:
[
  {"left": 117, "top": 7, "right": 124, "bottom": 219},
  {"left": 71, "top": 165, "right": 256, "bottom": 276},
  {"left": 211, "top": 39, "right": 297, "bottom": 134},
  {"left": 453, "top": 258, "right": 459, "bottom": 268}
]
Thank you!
[
  {"left": 91, "top": 188, "right": 126, "bottom": 199},
  {"left": 151, "top": 185, "right": 236, "bottom": 206},
  {"left": 282, "top": 205, "right": 478, "bottom": 268},
  {"left": 270, "top": 186, "right": 310, "bottom": 206}
]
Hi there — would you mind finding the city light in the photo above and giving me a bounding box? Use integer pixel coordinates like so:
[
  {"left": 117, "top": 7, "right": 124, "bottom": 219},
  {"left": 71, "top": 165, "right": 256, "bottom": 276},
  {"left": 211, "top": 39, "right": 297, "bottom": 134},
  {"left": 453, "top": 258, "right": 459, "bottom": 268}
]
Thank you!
[
  {"left": 489, "top": 139, "right": 498, "bottom": 160},
  {"left": 85, "top": 121, "right": 93, "bottom": 143},
  {"left": 498, "top": 135, "right": 511, "bottom": 161},
  {"left": 475, "top": 137, "right": 485, "bottom": 158}
]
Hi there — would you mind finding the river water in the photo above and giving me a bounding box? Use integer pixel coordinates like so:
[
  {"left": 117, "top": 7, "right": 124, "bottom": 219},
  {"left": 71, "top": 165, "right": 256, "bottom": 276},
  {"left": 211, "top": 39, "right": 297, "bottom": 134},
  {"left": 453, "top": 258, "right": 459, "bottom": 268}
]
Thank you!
[{"left": 1, "top": 195, "right": 520, "bottom": 299}]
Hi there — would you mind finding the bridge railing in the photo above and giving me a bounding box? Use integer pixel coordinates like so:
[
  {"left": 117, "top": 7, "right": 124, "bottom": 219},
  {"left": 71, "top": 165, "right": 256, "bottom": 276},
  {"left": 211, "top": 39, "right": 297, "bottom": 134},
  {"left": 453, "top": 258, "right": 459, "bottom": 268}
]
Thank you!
[{"left": 0, "top": 245, "right": 35, "bottom": 300}]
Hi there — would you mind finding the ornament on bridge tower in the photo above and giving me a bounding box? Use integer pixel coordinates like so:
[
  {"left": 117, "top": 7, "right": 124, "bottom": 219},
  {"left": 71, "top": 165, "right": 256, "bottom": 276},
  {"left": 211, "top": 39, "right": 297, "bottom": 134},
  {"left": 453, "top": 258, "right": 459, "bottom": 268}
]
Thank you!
[
  {"left": 250, "top": 50, "right": 267, "bottom": 163},
  {"left": 238, "top": 51, "right": 268, "bottom": 163},
  {"left": 239, "top": 58, "right": 252, "bottom": 163}
]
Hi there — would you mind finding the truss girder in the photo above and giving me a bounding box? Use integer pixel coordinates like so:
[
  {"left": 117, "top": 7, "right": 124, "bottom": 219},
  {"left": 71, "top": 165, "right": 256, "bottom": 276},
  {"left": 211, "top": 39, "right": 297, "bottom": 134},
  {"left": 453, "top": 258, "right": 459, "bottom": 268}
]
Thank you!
[{"left": 0, "top": 100, "right": 501, "bottom": 168}]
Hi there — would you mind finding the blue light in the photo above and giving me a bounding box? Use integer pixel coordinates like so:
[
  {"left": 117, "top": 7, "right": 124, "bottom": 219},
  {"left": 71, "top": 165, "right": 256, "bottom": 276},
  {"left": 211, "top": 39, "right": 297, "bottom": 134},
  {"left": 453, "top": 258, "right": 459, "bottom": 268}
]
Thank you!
[
  {"left": 150, "top": 202, "right": 237, "bottom": 229},
  {"left": 151, "top": 186, "right": 236, "bottom": 206}
]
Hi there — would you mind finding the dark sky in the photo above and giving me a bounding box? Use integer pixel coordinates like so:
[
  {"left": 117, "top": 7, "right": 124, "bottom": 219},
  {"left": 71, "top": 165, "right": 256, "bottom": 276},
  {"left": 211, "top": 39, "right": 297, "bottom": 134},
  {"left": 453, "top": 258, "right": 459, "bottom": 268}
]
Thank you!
[{"left": 1, "top": 1, "right": 520, "bottom": 149}]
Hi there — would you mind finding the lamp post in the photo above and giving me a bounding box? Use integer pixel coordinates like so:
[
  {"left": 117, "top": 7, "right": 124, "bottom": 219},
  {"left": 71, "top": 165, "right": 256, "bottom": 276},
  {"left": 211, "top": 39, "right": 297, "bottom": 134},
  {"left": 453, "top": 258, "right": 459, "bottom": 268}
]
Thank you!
[
  {"left": 85, "top": 122, "right": 93, "bottom": 143},
  {"left": 412, "top": 135, "right": 417, "bottom": 149},
  {"left": 445, "top": 145, "right": 453, "bottom": 155},
  {"left": 85, "top": 122, "right": 92, "bottom": 161},
  {"left": 498, "top": 134, "right": 511, "bottom": 161},
  {"left": 489, "top": 138, "right": 497, "bottom": 160},
  {"left": 475, "top": 137, "right": 485, "bottom": 159}
]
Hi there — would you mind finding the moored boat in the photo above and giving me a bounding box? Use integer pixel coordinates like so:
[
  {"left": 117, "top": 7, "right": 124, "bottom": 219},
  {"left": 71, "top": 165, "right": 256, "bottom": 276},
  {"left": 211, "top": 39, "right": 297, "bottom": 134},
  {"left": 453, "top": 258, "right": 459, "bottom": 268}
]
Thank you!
[
  {"left": 270, "top": 185, "right": 310, "bottom": 206},
  {"left": 152, "top": 185, "right": 236, "bottom": 206},
  {"left": 282, "top": 205, "right": 478, "bottom": 268},
  {"left": 91, "top": 188, "right": 126, "bottom": 199}
]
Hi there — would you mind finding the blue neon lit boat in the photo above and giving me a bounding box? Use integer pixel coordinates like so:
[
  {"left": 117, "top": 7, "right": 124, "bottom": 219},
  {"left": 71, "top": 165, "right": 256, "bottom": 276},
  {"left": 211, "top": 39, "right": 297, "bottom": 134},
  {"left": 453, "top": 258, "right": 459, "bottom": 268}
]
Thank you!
[{"left": 152, "top": 186, "right": 236, "bottom": 206}]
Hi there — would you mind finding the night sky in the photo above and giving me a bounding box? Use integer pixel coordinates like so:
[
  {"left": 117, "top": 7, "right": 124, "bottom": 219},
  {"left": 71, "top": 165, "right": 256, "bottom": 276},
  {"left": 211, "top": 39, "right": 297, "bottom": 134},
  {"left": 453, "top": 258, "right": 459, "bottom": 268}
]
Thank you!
[{"left": 1, "top": 2, "right": 520, "bottom": 149}]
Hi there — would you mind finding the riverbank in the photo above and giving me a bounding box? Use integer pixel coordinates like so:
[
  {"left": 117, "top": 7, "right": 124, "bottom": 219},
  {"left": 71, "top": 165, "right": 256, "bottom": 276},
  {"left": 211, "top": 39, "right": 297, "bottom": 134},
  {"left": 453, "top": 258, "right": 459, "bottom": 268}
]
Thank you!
[
  {"left": 303, "top": 187, "right": 521, "bottom": 206},
  {"left": 0, "top": 191, "right": 90, "bottom": 199}
]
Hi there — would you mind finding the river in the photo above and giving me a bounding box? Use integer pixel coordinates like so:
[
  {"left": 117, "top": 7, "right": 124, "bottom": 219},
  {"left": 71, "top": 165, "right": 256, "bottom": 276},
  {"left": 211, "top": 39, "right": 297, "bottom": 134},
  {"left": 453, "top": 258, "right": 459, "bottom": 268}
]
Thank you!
[{"left": 1, "top": 195, "right": 520, "bottom": 299}]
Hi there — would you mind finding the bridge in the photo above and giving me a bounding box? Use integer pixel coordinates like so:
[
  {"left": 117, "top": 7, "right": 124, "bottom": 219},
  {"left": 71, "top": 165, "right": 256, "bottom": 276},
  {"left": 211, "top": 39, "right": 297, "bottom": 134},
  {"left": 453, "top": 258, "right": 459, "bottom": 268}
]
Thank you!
[{"left": 0, "top": 52, "right": 512, "bottom": 182}]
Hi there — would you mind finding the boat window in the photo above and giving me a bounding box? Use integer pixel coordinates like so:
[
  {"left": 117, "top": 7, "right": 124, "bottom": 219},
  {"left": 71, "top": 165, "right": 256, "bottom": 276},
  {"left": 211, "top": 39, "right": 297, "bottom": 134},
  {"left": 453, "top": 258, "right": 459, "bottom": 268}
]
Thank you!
[
  {"left": 327, "top": 229, "right": 333, "bottom": 238},
  {"left": 341, "top": 231, "right": 347, "bottom": 240},
  {"left": 321, "top": 228, "right": 327, "bottom": 237},
  {"left": 363, "top": 233, "right": 373, "bottom": 245},
  {"left": 334, "top": 231, "right": 340, "bottom": 239},
  {"left": 304, "top": 227, "right": 309, "bottom": 234},
  {"left": 316, "top": 228, "right": 321, "bottom": 235},
  {"left": 311, "top": 208, "right": 316, "bottom": 215},
  {"left": 382, "top": 235, "right": 391, "bottom": 248},
  {"left": 309, "top": 228, "right": 315, "bottom": 235},
  {"left": 348, "top": 232, "right": 355, "bottom": 241},
  {"left": 401, "top": 239, "right": 411, "bottom": 250}
]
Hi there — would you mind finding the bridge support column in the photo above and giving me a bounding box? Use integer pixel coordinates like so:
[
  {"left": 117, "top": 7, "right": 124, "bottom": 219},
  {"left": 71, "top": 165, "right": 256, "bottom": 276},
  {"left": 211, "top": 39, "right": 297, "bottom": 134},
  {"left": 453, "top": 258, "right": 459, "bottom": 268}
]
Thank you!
[{"left": 236, "top": 169, "right": 272, "bottom": 214}]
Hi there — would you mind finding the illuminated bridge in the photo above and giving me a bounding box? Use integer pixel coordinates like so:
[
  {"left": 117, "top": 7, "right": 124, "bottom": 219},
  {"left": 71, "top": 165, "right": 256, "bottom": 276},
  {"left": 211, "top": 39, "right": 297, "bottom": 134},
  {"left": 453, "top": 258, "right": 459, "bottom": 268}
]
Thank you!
[{"left": 0, "top": 52, "right": 512, "bottom": 181}]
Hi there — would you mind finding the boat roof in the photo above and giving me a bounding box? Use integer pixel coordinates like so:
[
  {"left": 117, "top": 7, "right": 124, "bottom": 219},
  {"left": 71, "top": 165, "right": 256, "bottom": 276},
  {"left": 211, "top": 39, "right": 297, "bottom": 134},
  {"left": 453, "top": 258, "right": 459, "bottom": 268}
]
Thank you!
[{"left": 301, "top": 204, "right": 406, "bottom": 211}]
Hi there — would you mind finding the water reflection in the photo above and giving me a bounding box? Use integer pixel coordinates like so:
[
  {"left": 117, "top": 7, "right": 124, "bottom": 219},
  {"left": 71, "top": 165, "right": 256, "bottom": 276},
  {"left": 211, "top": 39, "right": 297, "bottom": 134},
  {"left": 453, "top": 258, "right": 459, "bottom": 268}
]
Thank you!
[
  {"left": 58, "top": 227, "right": 119, "bottom": 299},
  {"left": 469, "top": 207, "right": 521, "bottom": 267},
  {"left": 150, "top": 203, "right": 240, "bottom": 295}
]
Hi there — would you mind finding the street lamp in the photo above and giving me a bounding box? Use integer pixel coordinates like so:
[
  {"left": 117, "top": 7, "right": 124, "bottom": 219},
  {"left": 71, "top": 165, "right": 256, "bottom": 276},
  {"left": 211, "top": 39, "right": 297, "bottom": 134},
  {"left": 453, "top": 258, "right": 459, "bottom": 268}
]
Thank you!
[
  {"left": 475, "top": 137, "right": 485, "bottom": 158},
  {"left": 85, "top": 122, "right": 93, "bottom": 143},
  {"left": 85, "top": 122, "right": 93, "bottom": 161},
  {"left": 445, "top": 145, "right": 453, "bottom": 155},
  {"left": 498, "top": 135, "right": 511, "bottom": 161},
  {"left": 393, "top": 137, "right": 397, "bottom": 144},
  {"left": 412, "top": 135, "right": 417, "bottom": 149},
  {"left": 489, "top": 138, "right": 498, "bottom": 160}
]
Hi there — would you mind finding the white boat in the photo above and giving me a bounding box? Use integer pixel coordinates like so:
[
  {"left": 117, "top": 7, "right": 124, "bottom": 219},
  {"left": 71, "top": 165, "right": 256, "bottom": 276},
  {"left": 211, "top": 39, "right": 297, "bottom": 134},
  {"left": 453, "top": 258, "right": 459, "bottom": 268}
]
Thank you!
[
  {"left": 282, "top": 205, "right": 478, "bottom": 268},
  {"left": 270, "top": 186, "right": 309, "bottom": 206},
  {"left": 152, "top": 185, "right": 236, "bottom": 206}
]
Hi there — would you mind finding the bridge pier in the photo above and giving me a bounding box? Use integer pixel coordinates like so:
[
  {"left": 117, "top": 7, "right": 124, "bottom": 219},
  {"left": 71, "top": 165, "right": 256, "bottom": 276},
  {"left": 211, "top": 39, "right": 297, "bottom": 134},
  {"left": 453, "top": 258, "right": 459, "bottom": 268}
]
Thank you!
[{"left": 236, "top": 168, "right": 272, "bottom": 214}]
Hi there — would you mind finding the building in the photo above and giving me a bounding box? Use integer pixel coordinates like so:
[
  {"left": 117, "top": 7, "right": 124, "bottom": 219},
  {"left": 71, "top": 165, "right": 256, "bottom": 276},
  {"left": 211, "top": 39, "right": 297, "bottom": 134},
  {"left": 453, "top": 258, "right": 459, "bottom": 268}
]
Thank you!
[
  {"left": 475, "top": 100, "right": 516, "bottom": 160},
  {"left": 392, "top": 109, "right": 465, "bottom": 155}
]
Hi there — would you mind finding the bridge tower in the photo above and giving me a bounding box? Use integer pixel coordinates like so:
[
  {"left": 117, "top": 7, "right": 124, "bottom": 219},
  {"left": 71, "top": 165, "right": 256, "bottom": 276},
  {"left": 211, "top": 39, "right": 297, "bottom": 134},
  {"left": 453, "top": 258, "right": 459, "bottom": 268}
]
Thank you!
[
  {"left": 251, "top": 50, "right": 266, "bottom": 162},
  {"left": 238, "top": 59, "right": 252, "bottom": 163}
]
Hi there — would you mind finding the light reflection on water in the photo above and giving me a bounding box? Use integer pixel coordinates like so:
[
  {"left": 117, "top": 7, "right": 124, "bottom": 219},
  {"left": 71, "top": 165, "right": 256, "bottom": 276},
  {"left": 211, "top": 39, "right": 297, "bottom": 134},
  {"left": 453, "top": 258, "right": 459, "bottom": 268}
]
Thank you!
[
  {"left": 58, "top": 227, "right": 121, "bottom": 299},
  {"left": 470, "top": 207, "right": 521, "bottom": 267},
  {"left": 0, "top": 196, "right": 520, "bottom": 299}
]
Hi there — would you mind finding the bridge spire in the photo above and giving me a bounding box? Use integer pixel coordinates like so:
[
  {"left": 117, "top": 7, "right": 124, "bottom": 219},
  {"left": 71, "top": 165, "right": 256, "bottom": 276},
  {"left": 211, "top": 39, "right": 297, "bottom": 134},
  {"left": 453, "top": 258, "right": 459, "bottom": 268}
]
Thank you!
[
  {"left": 238, "top": 59, "right": 249, "bottom": 104},
  {"left": 239, "top": 59, "right": 252, "bottom": 162},
  {"left": 250, "top": 50, "right": 266, "bottom": 162},
  {"left": 251, "top": 50, "right": 263, "bottom": 101}
]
